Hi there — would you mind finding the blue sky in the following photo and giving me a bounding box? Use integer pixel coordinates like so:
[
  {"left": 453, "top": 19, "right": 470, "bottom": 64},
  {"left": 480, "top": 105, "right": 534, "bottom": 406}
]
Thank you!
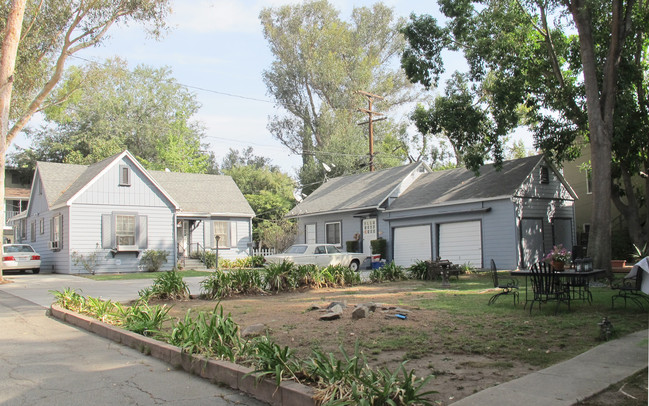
[{"left": 14, "top": 0, "right": 534, "bottom": 175}]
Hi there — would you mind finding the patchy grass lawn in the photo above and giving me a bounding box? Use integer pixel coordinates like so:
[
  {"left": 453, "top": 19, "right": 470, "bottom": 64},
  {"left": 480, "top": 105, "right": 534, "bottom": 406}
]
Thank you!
[{"left": 153, "top": 272, "right": 648, "bottom": 405}]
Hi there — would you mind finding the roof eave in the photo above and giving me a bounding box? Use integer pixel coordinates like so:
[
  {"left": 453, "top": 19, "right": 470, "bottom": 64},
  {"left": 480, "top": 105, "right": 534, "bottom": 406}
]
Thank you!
[
  {"left": 385, "top": 195, "right": 511, "bottom": 214},
  {"left": 286, "top": 205, "right": 383, "bottom": 219}
]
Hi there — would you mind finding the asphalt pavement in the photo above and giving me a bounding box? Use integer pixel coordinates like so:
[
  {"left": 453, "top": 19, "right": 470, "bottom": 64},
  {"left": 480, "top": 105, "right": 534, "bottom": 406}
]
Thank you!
[{"left": 0, "top": 274, "right": 264, "bottom": 406}]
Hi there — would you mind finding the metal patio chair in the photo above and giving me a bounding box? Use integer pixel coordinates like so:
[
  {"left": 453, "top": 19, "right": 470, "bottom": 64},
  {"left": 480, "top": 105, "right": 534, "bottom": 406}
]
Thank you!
[
  {"left": 487, "top": 259, "right": 519, "bottom": 306},
  {"left": 529, "top": 261, "right": 571, "bottom": 314}
]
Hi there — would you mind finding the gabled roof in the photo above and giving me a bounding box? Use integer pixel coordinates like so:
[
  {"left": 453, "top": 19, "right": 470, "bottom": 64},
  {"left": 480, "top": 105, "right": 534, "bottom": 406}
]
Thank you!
[
  {"left": 33, "top": 151, "right": 254, "bottom": 218},
  {"left": 150, "top": 171, "right": 255, "bottom": 217},
  {"left": 387, "top": 154, "right": 572, "bottom": 212},
  {"left": 286, "top": 162, "right": 426, "bottom": 218}
]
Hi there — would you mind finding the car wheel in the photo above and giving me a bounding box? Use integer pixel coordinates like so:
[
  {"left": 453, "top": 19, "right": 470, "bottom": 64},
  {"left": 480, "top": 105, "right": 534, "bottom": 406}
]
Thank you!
[
  {"left": 32, "top": 268, "right": 40, "bottom": 274},
  {"left": 349, "top": 260, "right": 360, "bottom": 272}
]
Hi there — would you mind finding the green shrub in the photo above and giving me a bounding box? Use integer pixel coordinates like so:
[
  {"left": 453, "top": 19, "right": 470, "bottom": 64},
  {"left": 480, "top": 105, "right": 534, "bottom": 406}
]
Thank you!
[
  {"left": 371, "top": 262, "right": 406, "bottom": 283},
  {"left": 139, "top": 250, "right": 169, "bottom": 272},
  {"left": 264, "top": 261, "right": 296, "bottom": 292},
  {"left": 370, "top": 238, "right": 387, "bottom": 259},
  {"left": 202, "top": 251, "right": 216, "bottom": 268},
  {"left": 246, "top": 336, "right": 302, "bottom": 386},
  {"left": 346, "top": 240, "right": 360, "bottom": 253},
  {"left": 229, "top": 268, "right": 265, "bottom": 295},
  {"left": 144, "top": 270, "right": 190, "bottom": 300},
  {"left": 51, "top": 287, "right": 87, "bottom": 313},
  {"left": 200, "top": 271, "right": 233, "bottom": 299},
  {"left": 120, "top": 302, "right": 171, "bottom": 337},
  {"left": 167, "top": 306, "right": 240, "bottom": 361},
  {"left": 250, "top": 255, "right": 266, "bottom": 268}
]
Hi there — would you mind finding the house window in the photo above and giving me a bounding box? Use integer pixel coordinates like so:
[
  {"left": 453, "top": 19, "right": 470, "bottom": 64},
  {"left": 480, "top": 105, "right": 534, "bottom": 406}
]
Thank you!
[
  {"left": 30, "top": 221, "right": 36, "bottom": 242},
  {"left": 50, "top": 214, "right": 62, "bottom": 250},
  {"left": 40, "top": 218, "right": 44, "bottom": 234},
  {"left": 213, "top": 221, "right": 231, "bottom": 249},
  {"left": 325, "top": 222, "right": 341, "bottom": 246},
  {"left": 540, "top": 166, "right": 549, "bottom": 184},
  {"left": 20, "top": 218, "right": 26, "bottom": 240},
  {"left": 305, "top": 223, "right": 316, "bottom": 244},
  {"left": 119, "top": 165, "right": 131, "bottom": 186},
  {"left": 115, "top": 215, "right": 136, "bottom": 247},
  {"left": 101, "top": 213, "right": 147, "bottom": 250},
  {"left": 585, "top": 168, "right": 592, "bottom": 194}
]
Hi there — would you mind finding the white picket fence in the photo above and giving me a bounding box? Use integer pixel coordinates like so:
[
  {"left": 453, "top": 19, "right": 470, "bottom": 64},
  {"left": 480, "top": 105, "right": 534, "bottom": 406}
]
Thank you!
[{"left": 252, "top": 248, "right": 276, "bottom": 257}]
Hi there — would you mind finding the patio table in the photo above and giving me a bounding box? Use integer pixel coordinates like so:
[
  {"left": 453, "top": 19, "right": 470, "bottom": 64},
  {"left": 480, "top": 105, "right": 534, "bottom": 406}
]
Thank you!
[{"left": 510, "top": 268, "right": 606, "bottom": 307}]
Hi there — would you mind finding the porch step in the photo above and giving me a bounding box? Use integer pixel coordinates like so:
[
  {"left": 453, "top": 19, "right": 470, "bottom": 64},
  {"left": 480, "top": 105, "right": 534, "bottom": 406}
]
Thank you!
[{"left": 180, "top": 258, "right": 211, "bottom": 271}]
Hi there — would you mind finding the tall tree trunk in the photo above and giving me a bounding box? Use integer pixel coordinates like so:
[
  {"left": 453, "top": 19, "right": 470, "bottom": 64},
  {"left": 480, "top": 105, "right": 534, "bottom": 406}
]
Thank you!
[{"left": 0, "top": 0, "right": 27, "bottom": 282}]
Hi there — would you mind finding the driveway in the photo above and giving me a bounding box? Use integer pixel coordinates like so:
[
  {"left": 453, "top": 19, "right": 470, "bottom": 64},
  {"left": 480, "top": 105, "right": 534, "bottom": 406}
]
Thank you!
[{"left": 0, "top": 274, "right": 265, "bottom": 406}]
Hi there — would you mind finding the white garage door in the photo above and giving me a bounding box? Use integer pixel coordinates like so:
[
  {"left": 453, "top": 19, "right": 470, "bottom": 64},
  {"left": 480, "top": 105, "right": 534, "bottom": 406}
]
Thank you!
[
  {"left": 393, "top": 225, "right": 431, "bottom": 267},
  {"left": 439, "top": 221, "right": 482, "bottom": 267}
]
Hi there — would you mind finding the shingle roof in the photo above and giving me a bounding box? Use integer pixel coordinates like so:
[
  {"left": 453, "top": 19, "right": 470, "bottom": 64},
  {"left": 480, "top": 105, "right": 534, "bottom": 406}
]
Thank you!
[
  {"left": 150, "top": 171, "right": 254, "bottom": 217},
  {"left": 387, "top": 155, "right": 546, "bottom": 211},
  {"left": 35, "top": 153, "right": 254, "bottom": 217},
  {"left": 286, "top": 162, "right": 424, "bottom": 217}
]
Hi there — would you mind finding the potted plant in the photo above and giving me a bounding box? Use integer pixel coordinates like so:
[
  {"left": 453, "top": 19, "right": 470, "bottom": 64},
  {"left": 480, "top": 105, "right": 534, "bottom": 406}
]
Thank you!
[{"left": 543, "top": 244, "right": 571, "bottom": 271}]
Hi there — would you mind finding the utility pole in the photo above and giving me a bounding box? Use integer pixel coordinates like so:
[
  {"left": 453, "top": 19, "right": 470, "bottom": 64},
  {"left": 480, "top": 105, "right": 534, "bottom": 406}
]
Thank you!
[{"left": 357, "top": 90, "right": 386, "bottom": 172}]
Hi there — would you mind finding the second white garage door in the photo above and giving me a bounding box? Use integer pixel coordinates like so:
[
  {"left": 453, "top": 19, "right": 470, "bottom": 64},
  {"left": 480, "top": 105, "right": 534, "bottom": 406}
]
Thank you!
[
  {"left": 439, "top": 221, "right": 482, "bottom": 267},
  {"left": 393, "top": 225, "right": 431, "bottom": 267}
]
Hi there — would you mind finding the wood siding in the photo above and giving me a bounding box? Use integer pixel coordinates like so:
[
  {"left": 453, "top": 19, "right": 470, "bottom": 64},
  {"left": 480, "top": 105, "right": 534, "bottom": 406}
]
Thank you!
[{"left": 199, "top": 218, "right": 252, "bottom": 260}]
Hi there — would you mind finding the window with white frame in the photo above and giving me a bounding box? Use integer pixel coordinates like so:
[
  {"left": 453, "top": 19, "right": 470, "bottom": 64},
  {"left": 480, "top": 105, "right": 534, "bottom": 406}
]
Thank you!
[
  {"left": 213, "top": 221, "right": 231, "bottom": 248},
  {"left": 50, "top": 214, "right": 62, "bottom": 250},
  {"left": 119, "top": 165, "right": 131, "bottom": 186},
  {"left": 325, "top": 222, "right": 341, "bottom": 246},
  {"left": 101, "top": 213, "right": 147, "bottom": 250},
  {"left": 115, "top": 214, "right": 136, "bottom": 247},
  {"left": 30, "top": 221, "right": 35, "bottom": 242}
]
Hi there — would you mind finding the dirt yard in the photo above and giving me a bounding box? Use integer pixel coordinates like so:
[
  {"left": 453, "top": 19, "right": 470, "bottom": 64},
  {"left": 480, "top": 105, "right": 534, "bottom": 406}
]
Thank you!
[{"left": 162, "top": 281, "right": 541, "bottom": 405}]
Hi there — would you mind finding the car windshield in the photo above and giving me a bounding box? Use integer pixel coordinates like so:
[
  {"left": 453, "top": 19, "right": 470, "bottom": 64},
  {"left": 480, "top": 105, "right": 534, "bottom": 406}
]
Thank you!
[
  {"left": 4, "top": 245, "right": 35, "bottom": 253},
  {"left": 284, "top": 245, "right": 308, "bottom": 254}
]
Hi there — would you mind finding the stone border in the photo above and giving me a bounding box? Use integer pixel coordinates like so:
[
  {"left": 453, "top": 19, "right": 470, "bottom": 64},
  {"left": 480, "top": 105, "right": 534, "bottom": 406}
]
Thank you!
[{"left": 49, "top": 305, "right": 316, "bottom": 406}]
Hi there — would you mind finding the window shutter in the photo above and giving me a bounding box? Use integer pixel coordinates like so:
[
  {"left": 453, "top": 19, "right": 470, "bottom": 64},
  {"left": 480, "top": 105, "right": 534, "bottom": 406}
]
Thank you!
[
  {"left": 101, "top": 214, "right": 113, "bottom": 248},
  {"left": 50, "top": 218, "right": 54, "bottom": 242},
  {"left": 209, "top": 221, "right": 215, "bottom": 249},
  {"left": 230, "top": 222, "right": 237, "bottom": 248},
  {"left": 58, "top": 215, "right": 63, "bottom": 249},
  {"left": 137, "top": 215, "right": 148, "bottom": 249}
]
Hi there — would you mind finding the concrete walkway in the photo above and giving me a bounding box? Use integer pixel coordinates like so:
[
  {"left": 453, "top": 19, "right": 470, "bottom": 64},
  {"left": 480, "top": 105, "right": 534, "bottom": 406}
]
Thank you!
[{"left": 450, "top": 329, "right": 648, "bottom": 405}]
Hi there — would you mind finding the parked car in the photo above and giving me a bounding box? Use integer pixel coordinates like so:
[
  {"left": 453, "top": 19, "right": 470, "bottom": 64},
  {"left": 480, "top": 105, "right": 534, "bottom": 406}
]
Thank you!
[
  {"left": 2, "top": 244, "right": 41, "bottom": 274},
  {"left": 265, "top": 244, "right": 366, "bottom": 271}
]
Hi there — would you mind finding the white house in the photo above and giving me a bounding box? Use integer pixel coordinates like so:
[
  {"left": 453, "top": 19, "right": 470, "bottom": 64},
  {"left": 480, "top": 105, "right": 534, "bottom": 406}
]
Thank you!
[{"left": 16, "top": 151, "right": 255, "bottom": 274}]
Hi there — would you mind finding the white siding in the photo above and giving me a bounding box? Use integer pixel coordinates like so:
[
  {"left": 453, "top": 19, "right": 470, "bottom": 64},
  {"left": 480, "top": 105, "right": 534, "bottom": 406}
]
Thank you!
[
  {"left": 74, "top": 158, "right": 170, "bottom": 208},
  {"left": 67, "top": 204, "right": 174, "bottom": 274},
  {"left": 200, "top": 218, "right": 251, "bottom": 260}
]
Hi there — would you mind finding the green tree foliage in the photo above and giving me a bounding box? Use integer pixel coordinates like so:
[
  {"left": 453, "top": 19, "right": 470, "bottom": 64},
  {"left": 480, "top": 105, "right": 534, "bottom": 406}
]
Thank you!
[
  {"left": 0, "top": 0, "right": 171, "bottom": 281},
  {"left": 10, "top": 58, "right": 214, "bottom": 172},
  {"left": 400, "top": 0, "right": 647, "bottom": 268},
  {"left": 260, "top": 0, "right": 417, "bottom": 195},
  {"left": 221, "top": 148, "right": 297, "bottom": 249}
]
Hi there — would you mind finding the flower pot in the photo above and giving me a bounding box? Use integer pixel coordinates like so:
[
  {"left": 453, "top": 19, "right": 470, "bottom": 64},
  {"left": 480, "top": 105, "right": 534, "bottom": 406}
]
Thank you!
[{"left": 551, "top": 261, "right": 565, "bottom": 271}]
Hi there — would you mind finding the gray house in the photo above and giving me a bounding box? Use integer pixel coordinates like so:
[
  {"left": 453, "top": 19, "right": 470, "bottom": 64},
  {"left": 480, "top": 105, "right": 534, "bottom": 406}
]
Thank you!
[
  {"left": 287, "top": 155, "right": 577, "bottom": 270},
  {"left": 16, "top": 151, "right": 254, "bottom": 274}
]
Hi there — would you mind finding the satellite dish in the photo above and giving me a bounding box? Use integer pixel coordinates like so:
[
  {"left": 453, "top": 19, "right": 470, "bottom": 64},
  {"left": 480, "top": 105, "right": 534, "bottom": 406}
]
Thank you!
[
  {"left": 293, "top": 189, "right": 304, "bottom": 202},
  {"left": 322, "top": 163, "right": 332, "bottom": 172}
]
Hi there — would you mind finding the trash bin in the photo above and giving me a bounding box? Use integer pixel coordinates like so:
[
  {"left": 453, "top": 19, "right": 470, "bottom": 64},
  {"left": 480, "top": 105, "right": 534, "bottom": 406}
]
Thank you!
[{"left": 371, "top": 254, "right": 381, "bottom": 262}]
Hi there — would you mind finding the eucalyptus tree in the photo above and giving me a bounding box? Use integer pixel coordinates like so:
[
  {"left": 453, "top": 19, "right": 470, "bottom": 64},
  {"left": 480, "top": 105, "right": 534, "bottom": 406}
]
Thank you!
[
  {"left": 260, "top": 0, "right": 418, "bottom": 194},
  {"left": 400, "top": 0, "right": 648, "bottom": 270},
  {"left": 0, "top": 0, "right": 171, "bottom": 281}
]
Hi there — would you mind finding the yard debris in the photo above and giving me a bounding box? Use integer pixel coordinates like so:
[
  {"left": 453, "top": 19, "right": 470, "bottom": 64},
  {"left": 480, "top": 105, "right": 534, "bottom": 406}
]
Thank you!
[
  {"left": 320, "top": 304, "right": 344, "bottom": 321},
  {"left": 306, "top": 304, "right": 320, "bottom": 311},
  {"left": 241, "top": 323, "right": 267, "bottom": 338},
  {"left": 352, "top": 305, "right": 369, "bottom": 320}
]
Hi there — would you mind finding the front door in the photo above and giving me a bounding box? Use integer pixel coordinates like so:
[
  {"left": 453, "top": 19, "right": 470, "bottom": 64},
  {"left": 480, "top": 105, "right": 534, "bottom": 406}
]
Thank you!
[
  {"left": 521, "top": 218, "right": 544, "bottom": 268},
  {"left": 362, "top": 218, "right": 377, "bottom": 255},
  {"left": 180, "top": 220, "right": 190, "bottom": 257}
]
